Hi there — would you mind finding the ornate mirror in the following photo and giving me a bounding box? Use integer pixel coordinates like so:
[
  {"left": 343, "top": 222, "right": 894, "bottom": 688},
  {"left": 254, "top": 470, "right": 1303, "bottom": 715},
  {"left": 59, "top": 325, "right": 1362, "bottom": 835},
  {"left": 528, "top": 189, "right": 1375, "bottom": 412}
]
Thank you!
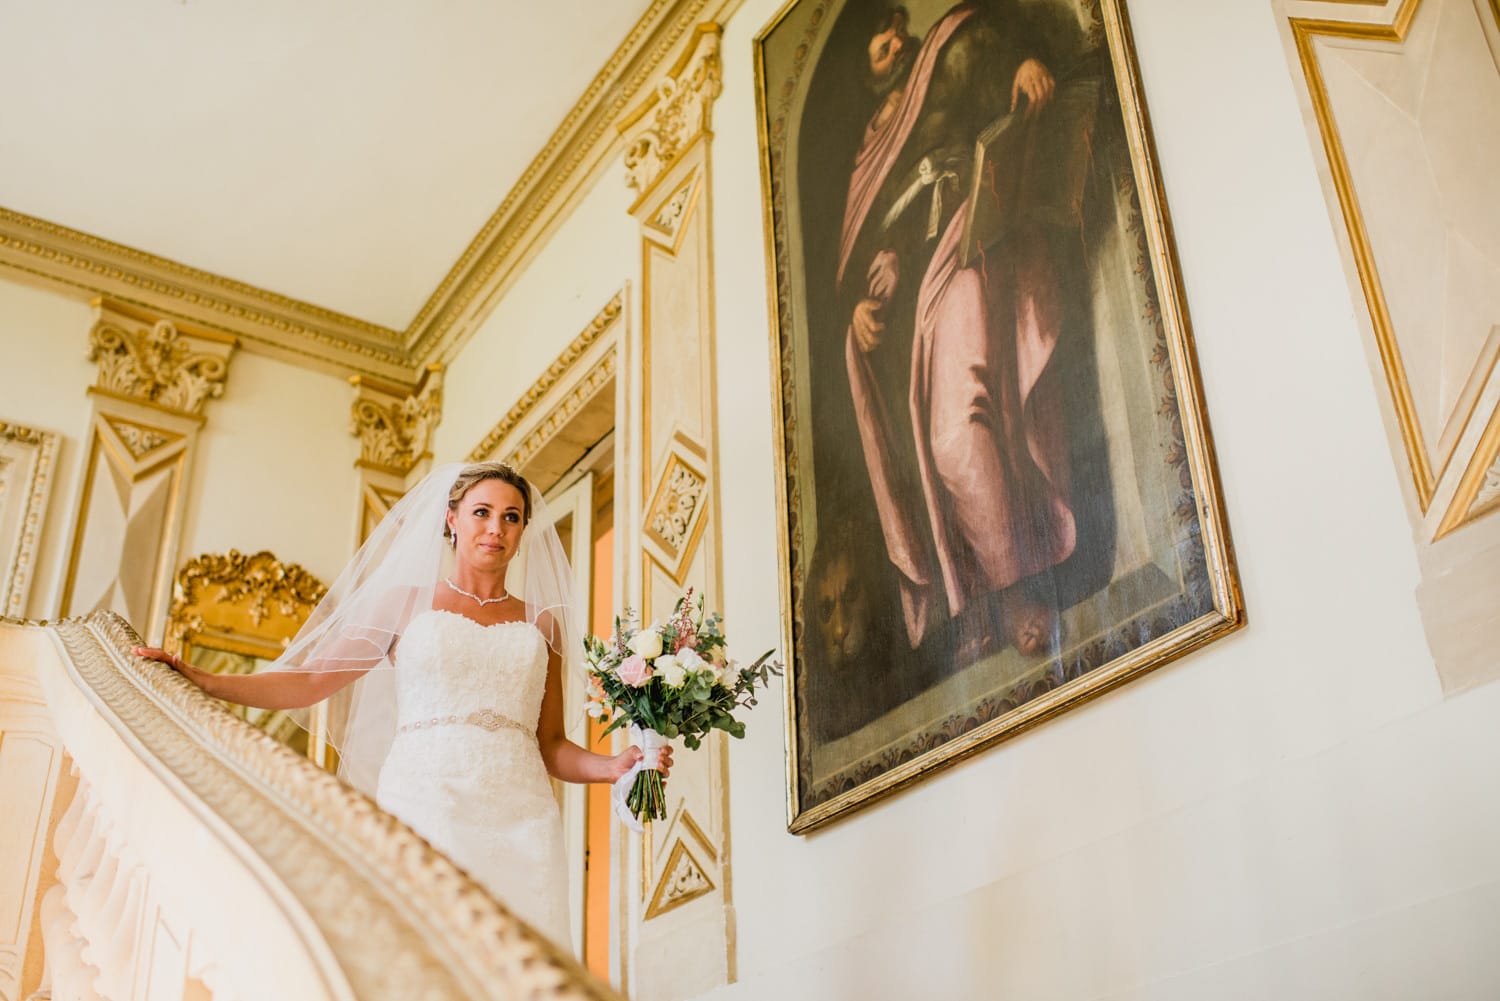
[{"left": 164, "top": 550, "right": 334, "bottom": 767}]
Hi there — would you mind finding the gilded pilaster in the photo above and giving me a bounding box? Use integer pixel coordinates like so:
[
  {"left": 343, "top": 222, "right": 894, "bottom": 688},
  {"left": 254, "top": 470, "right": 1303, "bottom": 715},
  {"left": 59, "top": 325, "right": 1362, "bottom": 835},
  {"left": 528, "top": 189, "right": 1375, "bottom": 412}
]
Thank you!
[
  {"left": 59, "top": 300, "right": 237, "bottom": 639},
  {"left": 617, "top": 23, "right": 733, "bottom": 1000}
]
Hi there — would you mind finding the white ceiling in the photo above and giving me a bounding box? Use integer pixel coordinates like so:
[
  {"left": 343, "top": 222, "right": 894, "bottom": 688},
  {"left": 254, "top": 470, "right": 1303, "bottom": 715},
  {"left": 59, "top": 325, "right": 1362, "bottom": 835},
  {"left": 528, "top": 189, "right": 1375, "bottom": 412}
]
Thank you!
[{"left": 0, "top": 0, "right": 653, "bottom": 330}]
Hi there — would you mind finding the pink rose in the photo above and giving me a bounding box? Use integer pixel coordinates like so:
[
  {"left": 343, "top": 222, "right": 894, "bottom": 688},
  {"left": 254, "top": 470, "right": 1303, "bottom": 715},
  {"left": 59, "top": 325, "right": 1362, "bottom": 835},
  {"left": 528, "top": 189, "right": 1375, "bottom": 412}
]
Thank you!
[{"left": 617, "top": 654, "right": 653, "bottom": 687}]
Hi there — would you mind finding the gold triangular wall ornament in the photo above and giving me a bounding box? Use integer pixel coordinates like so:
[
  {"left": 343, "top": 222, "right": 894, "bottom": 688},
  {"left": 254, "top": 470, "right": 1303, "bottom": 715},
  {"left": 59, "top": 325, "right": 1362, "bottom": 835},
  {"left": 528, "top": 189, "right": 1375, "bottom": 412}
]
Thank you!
[
  {"left": 643, "top": 170, "right": 701, "bottom": 252},
  {"left": 101, "top": 415, "right": 183, "bottom": 462},
  {"left": 644, "top": 836, "right": 715, "bottom": 920}
]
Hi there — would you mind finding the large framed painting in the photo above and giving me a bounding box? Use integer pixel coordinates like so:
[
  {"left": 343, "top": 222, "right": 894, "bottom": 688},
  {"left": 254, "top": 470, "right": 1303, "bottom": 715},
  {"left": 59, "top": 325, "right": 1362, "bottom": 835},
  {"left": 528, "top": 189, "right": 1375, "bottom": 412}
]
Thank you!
[{"left": 754, "top": 0, "right": 1244, "bottom": 832}]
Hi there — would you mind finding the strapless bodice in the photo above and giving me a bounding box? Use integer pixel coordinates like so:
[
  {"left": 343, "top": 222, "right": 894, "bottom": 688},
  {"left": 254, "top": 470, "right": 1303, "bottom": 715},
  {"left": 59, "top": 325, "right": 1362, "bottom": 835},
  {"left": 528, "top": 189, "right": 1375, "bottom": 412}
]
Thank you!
[
  {"left": 392, "top": 609, "right": 549, "bottom": 731},
  {"left": 376, "top": 606, "right": 569, "bottom": 948}
]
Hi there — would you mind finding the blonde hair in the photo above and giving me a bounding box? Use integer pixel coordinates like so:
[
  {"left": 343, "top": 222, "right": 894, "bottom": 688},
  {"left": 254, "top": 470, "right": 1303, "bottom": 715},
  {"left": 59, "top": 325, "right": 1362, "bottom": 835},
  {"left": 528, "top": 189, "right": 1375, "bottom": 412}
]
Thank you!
[{"left": 444, "top": 462, "right": 532, "bottom": 542}]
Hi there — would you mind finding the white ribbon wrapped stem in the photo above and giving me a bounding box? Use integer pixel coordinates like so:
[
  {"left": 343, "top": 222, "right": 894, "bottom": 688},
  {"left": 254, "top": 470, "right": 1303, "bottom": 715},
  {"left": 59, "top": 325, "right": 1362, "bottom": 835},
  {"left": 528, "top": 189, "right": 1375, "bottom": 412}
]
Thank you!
[{"left": 612, "top": 724, "right": 668, "bottom": 833}]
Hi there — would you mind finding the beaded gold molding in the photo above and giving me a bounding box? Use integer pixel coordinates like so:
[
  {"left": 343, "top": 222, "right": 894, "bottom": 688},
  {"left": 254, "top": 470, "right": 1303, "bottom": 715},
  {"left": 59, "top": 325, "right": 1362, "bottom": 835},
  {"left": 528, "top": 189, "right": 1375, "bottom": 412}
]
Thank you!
[
  {"left": 0, "top": 0, "right": 742, "bottom": 383},
  {"left": 36, "top": 610, "right": 618, "bottom": 1000}
]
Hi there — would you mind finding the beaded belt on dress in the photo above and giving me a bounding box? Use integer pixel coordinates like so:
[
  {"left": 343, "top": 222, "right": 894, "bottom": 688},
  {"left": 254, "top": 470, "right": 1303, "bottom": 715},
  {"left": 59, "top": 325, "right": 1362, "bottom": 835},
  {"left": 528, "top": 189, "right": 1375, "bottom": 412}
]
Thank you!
[{"left": 397, "top": 708, "right": 534, "bottom": 738}]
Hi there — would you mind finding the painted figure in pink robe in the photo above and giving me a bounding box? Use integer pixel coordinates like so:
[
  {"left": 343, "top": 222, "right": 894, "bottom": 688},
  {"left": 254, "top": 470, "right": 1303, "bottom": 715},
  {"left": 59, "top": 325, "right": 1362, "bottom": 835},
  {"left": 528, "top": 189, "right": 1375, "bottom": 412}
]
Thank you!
[{"left": 836, "top": 2, "right": 1096, "bottom": 659}]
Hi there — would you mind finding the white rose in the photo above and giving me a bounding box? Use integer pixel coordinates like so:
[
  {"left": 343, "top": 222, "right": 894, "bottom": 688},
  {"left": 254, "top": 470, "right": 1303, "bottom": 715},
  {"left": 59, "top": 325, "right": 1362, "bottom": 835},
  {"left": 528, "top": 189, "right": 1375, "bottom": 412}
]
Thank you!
[
  {"left": 657, "top": 654, "right": 686, "bottom": 687},
  {"left": 628, "top": 629, "right": 663, "bottom": 660},
  {"left": 677, "top": 647, "right": 706, "bottom": 674}
]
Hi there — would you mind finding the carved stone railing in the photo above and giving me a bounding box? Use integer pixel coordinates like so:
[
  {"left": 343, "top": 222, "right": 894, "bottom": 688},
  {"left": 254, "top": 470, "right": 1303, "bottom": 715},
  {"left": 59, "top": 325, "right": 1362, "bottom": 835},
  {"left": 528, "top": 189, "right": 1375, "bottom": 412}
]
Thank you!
[{"left": 0, "top": 612, "right": 620, "bottom": 1001}]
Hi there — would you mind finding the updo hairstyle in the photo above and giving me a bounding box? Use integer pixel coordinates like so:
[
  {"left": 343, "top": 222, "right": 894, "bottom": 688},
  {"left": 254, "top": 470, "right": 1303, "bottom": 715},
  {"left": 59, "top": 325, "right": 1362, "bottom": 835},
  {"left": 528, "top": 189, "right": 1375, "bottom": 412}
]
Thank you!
[{"left": 443, "top": 462, "right": 533, "bottom": 543}]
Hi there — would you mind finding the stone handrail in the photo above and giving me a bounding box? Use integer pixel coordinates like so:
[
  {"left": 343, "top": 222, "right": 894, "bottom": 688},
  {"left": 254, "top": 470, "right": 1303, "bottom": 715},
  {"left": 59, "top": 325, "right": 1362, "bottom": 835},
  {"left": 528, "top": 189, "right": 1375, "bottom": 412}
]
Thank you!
[{"left": 0, "top": 611, "right": 619, "bottom": 1001}]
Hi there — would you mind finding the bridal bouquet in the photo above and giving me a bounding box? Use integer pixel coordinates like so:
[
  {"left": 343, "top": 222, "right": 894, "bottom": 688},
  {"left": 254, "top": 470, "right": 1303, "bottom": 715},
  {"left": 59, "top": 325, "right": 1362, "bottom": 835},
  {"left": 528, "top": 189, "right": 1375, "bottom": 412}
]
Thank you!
[{"left": 583, "top": 590, "right": 781, "bottom": 829}]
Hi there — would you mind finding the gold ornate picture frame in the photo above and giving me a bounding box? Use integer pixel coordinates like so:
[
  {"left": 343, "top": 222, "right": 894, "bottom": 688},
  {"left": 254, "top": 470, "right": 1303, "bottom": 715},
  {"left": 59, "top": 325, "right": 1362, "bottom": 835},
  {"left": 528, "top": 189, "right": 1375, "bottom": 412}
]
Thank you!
[
  {"left": 0, "top": 421, "right": 60, "bottom": 618},
  {"left": 755, "top": 0, "right": 1243, "bottom": 832}
]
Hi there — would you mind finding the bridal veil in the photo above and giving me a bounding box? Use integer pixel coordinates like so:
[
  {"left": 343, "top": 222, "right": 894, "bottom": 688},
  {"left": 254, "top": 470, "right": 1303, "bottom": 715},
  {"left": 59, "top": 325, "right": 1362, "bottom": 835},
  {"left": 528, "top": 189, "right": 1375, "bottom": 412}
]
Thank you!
[{"left": 274, "top": 461, "right": 580, "bottom": 794}]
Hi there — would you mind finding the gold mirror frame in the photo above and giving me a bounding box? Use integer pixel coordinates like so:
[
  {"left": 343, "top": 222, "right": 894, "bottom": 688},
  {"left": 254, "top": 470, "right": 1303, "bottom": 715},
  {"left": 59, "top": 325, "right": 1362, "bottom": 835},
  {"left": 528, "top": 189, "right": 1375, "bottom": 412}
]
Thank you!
[{"left": 164, "top": 550, "right": 332, "bottom": 766}]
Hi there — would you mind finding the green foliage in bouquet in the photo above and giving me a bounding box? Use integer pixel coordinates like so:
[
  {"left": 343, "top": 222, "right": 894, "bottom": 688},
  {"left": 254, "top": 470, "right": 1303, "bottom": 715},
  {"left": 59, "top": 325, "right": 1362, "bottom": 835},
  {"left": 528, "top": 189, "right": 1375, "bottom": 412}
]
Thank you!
[
  {"left": 583, "top": 591, "right": 781, "bottom": 823},
  {"left": 583, "top": 591, "right": 780, "bottom": 749}
]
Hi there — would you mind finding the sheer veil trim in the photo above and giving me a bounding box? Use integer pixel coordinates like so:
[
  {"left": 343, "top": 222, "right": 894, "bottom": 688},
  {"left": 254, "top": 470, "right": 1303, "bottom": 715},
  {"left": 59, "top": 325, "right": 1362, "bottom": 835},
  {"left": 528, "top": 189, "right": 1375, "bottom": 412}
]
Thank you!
[{"left": 278, "top": 462, "right": 580, "bottom": 794}]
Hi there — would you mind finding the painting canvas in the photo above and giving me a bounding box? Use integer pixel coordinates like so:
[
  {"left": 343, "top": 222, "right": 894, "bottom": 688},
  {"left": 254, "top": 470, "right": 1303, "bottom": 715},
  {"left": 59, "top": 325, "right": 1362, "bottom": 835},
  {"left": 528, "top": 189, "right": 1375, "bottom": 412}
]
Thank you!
[{"left": 754, "top": 0, "right": 1243, "bottom": 832}]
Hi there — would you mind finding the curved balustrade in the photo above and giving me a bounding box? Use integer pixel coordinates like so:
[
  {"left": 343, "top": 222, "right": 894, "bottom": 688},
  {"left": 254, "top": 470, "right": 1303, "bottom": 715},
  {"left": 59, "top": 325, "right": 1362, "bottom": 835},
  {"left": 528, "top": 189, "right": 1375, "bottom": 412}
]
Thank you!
[{"left": 0, "top": 611, "right": 618, "bottom": 1001}]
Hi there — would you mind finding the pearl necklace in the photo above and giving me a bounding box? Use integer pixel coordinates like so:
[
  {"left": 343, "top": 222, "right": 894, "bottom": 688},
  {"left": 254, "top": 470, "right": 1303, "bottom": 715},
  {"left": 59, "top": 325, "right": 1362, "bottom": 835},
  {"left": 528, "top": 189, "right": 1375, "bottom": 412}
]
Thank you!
[{"left": 444, "top": 577, "right": 511, "bottom": 607}]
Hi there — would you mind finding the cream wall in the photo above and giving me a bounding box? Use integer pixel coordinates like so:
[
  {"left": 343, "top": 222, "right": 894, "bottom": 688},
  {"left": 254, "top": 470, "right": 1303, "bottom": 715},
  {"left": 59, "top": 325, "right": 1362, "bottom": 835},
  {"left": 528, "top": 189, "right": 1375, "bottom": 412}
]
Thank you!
[
  {"left": 0, "top": 275, "right": 359, "bottom": 623},
  {"left": 434, "top": 175, "right": 637, "bottom": 463},
  {"left": 437, "top": 0, "right": 1500, "bottom": 997},
  {"left": 0, "top": 279, "right": 95, "bottom": 619},
  {"left": 178, "top": 349, "right": 359, "bottom": 587}
]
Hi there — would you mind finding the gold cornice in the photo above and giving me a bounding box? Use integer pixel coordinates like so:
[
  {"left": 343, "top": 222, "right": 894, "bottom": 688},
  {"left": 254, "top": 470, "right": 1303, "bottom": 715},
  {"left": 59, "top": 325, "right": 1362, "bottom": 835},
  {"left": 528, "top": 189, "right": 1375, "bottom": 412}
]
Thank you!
[
  {"left": 466, "top": 293, "right": 624, "bottom": 462},
  {"left": 0, "top": 0, "right": 747, "bottom": 384},
  {"left": 0, "top": 206, "right": 411, "bottom": 381}
]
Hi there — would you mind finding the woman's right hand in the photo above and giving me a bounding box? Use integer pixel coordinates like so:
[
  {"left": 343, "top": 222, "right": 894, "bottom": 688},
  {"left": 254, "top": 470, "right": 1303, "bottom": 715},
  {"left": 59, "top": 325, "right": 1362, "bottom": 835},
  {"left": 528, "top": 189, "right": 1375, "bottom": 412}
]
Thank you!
[{"left": 133, "top": 646, "right": 212, "bottom": 692}]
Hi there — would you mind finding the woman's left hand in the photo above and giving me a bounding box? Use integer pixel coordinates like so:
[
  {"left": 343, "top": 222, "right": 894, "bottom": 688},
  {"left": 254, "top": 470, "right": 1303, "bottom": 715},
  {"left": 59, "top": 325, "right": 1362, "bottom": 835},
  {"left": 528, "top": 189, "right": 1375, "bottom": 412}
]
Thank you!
[{"left": 608, "top": 744, "right": 673, "bottom": 782}]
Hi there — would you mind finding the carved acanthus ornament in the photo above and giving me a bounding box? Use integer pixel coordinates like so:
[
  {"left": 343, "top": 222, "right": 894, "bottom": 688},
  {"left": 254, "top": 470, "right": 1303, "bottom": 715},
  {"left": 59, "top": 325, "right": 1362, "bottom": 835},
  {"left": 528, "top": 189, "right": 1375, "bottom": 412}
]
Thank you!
[
  {"left": 622, "top": 26, "right": 723, "bottom": 194},
  {"left": 350, "top": 365, "right": 444, "bottom": 474},
  {"left": 650, "top": 462, "right": 705, "bottom": 551},
  {"left": 87, "top": 301, "right": 236, "bottom": 417}
]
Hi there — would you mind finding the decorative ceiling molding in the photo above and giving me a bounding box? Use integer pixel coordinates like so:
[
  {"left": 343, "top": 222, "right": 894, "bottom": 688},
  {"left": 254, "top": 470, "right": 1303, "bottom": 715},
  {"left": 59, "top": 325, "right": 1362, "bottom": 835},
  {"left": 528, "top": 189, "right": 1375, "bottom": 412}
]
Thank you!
[
  {"left": 406, "top": 0, "right": 734, "bottom": 367},
  {"left": 0, "top": 208, "right": 410, "bottom": 381},
  {"left": 0, "top": 0, "right": 743, "bottom": 386}
]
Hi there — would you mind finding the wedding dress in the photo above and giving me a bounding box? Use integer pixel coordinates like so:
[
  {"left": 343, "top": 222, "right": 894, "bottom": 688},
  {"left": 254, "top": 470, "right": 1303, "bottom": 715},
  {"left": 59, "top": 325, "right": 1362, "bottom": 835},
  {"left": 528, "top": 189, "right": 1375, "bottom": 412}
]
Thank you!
[{"left": 374, "top": 608, "right": 570, "bottom": 947}]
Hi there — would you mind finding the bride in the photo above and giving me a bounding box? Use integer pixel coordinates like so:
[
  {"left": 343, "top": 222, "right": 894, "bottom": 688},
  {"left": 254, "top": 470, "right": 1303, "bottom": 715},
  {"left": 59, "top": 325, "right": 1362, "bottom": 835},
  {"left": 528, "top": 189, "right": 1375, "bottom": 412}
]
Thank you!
[{"left": 133, "top": 461, "right": 669, "bottom": 948}]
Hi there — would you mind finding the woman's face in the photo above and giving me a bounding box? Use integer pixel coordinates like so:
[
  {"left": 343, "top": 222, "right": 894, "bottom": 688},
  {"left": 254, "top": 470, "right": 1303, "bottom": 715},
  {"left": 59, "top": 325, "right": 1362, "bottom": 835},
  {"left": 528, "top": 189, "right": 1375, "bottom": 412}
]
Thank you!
[{"left": 447, "top": 478, "right": 527, "bottom": 571}]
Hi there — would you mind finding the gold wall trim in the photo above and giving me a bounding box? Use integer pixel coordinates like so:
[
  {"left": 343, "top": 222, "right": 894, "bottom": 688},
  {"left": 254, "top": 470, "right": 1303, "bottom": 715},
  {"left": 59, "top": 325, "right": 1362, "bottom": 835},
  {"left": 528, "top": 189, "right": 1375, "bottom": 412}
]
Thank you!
[
  {"left": 506, "top": 354, "right": 617, "bottom": 479},
  {"left": 1435, "top": 402, "right": 1500, "bottom": 538},
  {"left": 1289, "top": 0, "right": 1442, "bottom": 509},
  {"left": 0, "top": 423, "right": 59, "bottom": 619},
  {"left": 0, "top": 1, "right": 748, "bottom": 384},
  {"left": 0, "top": 207, "right": 410, "bottom": 381},
  {"left": 22, "top": 611, "right": 619, "bottom": 1000},
  {"left": 466, "top": 293, "right": 624, "bottom": 462},
  {"left": 643, "top": 837, "right": 715, "bottom": 919}
]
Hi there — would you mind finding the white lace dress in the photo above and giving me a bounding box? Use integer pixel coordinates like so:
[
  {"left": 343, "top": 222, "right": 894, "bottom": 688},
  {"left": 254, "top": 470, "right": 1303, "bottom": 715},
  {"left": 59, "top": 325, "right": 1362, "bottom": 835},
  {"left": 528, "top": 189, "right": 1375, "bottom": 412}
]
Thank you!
[{"left": 375, "top": 609, "right": 570, "bottom": 946}]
